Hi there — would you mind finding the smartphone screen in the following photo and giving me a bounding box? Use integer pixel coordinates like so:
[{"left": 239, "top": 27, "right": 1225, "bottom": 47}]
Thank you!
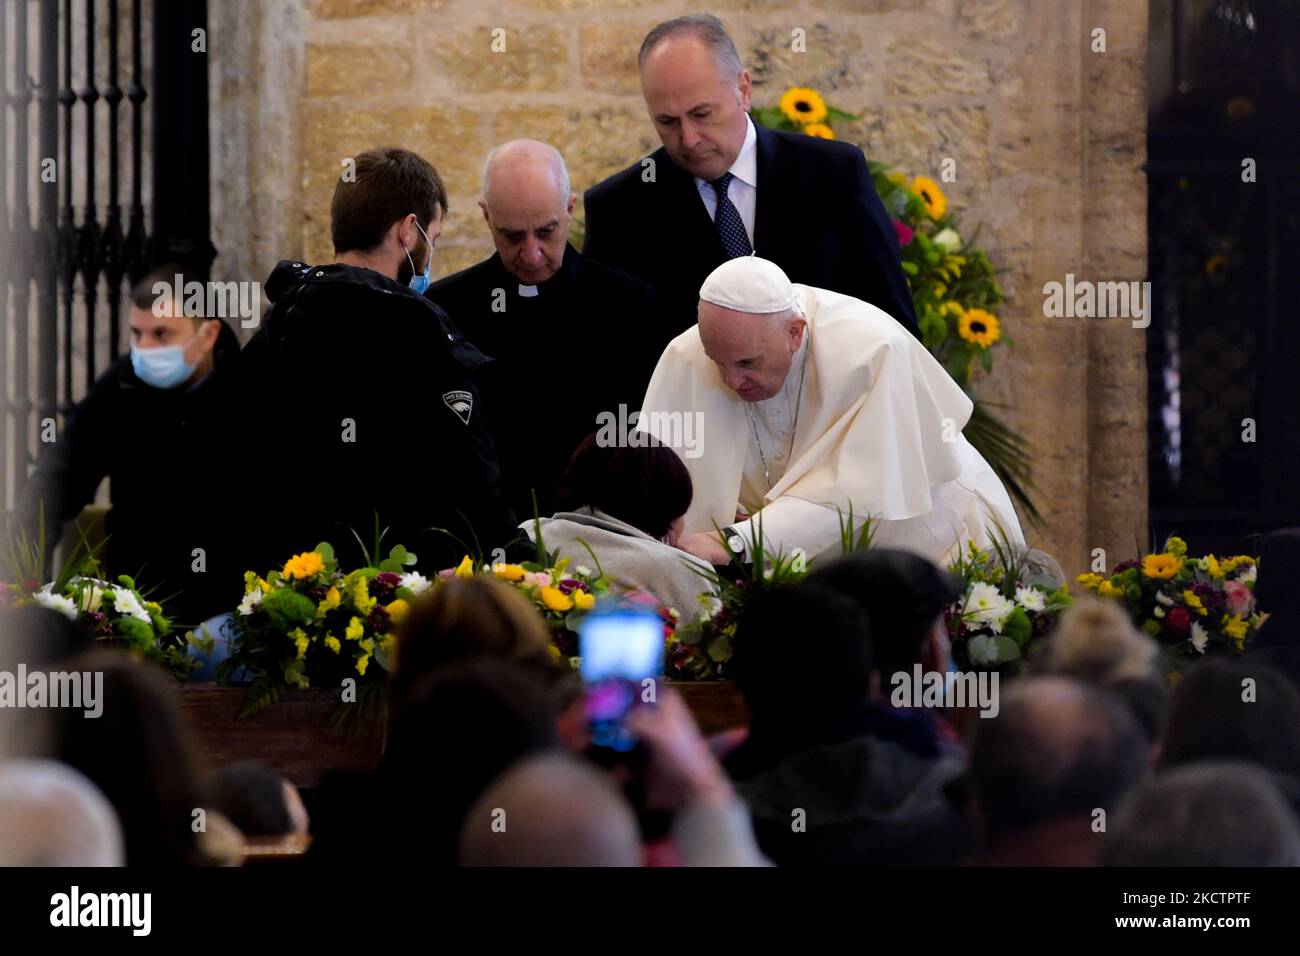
[{"left": 579, "top": 607, "right": 664, "bottom": 752}]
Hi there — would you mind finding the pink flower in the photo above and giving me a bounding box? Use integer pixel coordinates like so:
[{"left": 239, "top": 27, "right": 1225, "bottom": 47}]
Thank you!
[
  {"left": 523, "top": 571, "right": 552, "bottom": 589},
  {"left": 1224, "top": 580, "right": 1253, "bottom": 616},
  {"left": 893, "top": 219, "right": 915, "bottom": 246},
  {"left": 437, "top": 567, "right": 457, "bottom": 579}
]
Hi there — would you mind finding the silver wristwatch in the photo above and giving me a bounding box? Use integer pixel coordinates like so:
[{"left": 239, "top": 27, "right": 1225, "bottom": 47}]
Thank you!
[{"left": 722, "top": 526, "right": 747, "bottom": 559}]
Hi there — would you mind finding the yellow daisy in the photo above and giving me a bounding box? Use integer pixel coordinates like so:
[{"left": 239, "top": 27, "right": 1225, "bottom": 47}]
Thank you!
[
  {"left": 912, "top": 175, "right": 947, "bottom": 219},
  {"left": 492, "top": 563, "right": 527, "bottom": 582},
  {"left": 778, "top": 87, "right": 827, "bottom": 126},
  {"left": 282, "top": 551, "right": 325, "bottom": 581},
  {"left": 803, "top": 123, "right": 835, "bottom": 139},
  {"left": 958, "top": 308, "right": 1000, "bottom": 348},
  {"left": 541, "top": 586, "right": 574, "bottom": 613}
]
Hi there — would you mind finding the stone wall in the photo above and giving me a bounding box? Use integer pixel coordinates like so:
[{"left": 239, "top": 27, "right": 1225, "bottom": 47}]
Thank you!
[{"left": 210, "top": 0, "right": 1149, "bottom": 579}]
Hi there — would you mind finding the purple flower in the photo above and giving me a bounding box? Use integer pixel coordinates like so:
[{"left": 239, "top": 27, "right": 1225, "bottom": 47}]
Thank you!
[{"left": 557, "top": 578, "right": 581, "bottom": 595}]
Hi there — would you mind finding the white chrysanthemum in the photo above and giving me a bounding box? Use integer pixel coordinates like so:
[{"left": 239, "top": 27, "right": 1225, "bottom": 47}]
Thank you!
[
  {"left": 1015, "top": 586, "right": 1046, "bottom": 612},
  {"left": 111, "top": 587, "right": 152, "bottom": 623},
  {"left": 575, "top": 565, "right": 593, "bottom": 578},
  {"left": 33, "top": 586, "right": 78, "bottom": 621},
  {"left": 933, "top": 227, "right": 962, "bottom": 253},
  {"left": 238, "top": 587, "right": 264, "bottom": 616},
  {"left": 398, "top": 572, "right": 431, "bottom": 596},
  {"left": 695, "top": 595, "right": 724, "bottom": 623},
  {"left": 1190, "top": 622, "right": 1209, "bottom": 654},
  {"left": 1240, "top": 565, "right": 1257, "bottom": 586},
  {"left": 76, "top": 583, "right": 105, "bottom": 612},
  {"left": 967, "top": 582, "right": 1012, "bottom": 633},
  {"left": 1155, "top": 591, "right": 1175, "bottom": 607}
]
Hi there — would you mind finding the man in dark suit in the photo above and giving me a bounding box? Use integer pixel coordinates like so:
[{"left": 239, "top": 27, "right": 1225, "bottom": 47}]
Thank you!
[
  {"left": 427, "top": 139, "right": 661, "bottom": 520},
  {"left": 583, "top": 13, "right": 920, "bottom": 341}
]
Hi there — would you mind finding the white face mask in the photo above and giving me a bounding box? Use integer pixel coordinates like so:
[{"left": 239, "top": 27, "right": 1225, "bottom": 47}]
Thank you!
[{"left": 129, "top": 325, "right": 208, "bottom": 389}]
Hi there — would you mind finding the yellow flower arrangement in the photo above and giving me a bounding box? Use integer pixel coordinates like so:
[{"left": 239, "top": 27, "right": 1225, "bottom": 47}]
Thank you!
[
  {"left": 1182, "top": 590, "right": 1208, "bottom": 616},
  {"left": 353, "top": 577, "right": 376, "bottom": 615},
  {"left": 355, "top": 654, "right": 370, "bottom": 676},
  {"left": 803, "top": 123, "right": 834, "bottom": 139},
  {"left": 282, "top": 551, "right": 325, "bottom": 581},
  {"left": 541, "top": 586, "right": 574, "bottom": 613},
  {"left": 1222, "top": 614, "right": 1249, "bottom": 646},
  {"left": 911, "top": 175, "right": 947, "bottom": 219},
  {"left": 324, "top": 635, "right": 341, "bottom": 654},
  {"left": 345, "top": 616, "right": 364, "bottom": 641},
  {"left": 1142, "top": 553, "right": 1182, "bottom": 579},
  {"left": 958, "top": 308, "right": 1001, "bottom": 348},
  {"left": 492, "top": 563, "right": 527, "bottom": 582},
  {"left": 1097, "top": 580, "right": 1125, "bottom": 600},
  {"left": 1202, "top": 554, "right": 1223, "bottom": 579},
  {"left": 778, "top": 87, "right": 827, "bottom": 125}
]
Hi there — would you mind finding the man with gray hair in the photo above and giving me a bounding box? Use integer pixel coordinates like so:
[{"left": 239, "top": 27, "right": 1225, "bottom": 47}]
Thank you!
[
  {"left": 584, "top": 14, "right": 919, "bottom": 340},
  {"left": 427, "top": 139, "right": 662, "bottom": 518}
]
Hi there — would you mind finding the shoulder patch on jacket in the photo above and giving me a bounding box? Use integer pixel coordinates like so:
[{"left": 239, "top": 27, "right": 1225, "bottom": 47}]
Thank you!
[{"left": 442, "top": 390, "right": 473, "bottom": 425}]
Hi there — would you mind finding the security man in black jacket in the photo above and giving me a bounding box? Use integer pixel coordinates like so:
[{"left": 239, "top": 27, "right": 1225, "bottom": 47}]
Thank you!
[
  {"left": 19, "top": 265, "right": 243, "bottom": 624},
  {"left": 238, "top": 147, "right": 518, "bottom": 573}
]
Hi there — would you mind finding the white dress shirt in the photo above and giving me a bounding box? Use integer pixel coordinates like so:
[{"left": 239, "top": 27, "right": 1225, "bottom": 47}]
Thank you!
[{"left": 693, "top": 116, "right": 758, "bottom": 249}]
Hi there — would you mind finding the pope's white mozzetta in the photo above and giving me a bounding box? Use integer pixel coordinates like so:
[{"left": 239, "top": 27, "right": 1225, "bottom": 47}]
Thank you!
[{"left": 637, "top": 256, "right": 1025, "bottom": 566}]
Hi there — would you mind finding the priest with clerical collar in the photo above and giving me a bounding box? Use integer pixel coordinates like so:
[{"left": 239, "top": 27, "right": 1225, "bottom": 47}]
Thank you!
[
  {"left": 637, "top": 255, "right": 1026, "bottom": 567},
  {"left": 427, "top": 139, "right": 664, "bottom": 518}
]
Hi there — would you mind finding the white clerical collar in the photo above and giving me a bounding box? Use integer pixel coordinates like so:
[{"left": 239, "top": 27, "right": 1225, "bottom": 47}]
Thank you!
[
  {"left": 518, "top": 284, "right": 539, "bottom": 297},
  {"left": 694, "top": 115, "right": 757, "bottom": 191}
]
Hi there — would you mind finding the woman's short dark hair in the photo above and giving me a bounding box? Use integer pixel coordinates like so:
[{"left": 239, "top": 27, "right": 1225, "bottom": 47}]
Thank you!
[
  {"left": 553, "top": 432, "right": 693, "bottom": 541},
  {"left": 330, "top": 146, "right": 448, "bottom": 254}
]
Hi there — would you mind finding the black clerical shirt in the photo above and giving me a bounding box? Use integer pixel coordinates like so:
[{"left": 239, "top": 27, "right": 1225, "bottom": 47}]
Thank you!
[{"left": 427, "top": 244, "right": 662, "bottom": 519}]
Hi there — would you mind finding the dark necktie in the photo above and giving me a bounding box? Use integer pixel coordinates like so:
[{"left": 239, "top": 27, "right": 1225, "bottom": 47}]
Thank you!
[{"left": 709, "top": 172, "right": 753, "bottom": 258}]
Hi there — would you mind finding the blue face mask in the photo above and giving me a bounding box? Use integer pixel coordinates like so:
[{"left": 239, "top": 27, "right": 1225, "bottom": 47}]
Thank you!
[
  {"left": 405, "top": 220, "right": 434, "bottom": 295},
  {"left": 130, "top": 342, "right": 197, "bottom": 389}
]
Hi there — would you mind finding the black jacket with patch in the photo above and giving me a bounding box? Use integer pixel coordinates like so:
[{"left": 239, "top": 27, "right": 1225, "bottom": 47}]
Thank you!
[{"left": 237, "top": 260, "right": 518, "bottom": 572}]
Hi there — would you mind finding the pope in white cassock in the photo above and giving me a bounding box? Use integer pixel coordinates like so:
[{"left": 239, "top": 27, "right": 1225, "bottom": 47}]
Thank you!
[{"left": 636, "top": 255, "right": 1025, "bottom": 568}]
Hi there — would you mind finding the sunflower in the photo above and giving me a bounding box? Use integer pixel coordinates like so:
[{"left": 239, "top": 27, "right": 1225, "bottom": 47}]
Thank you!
[
  {"left": 912, "top": 175, "right": 947, "bottom": 219},
  {"left": 803, "top": 123, "right": 835, "bottom": 139},
  {"left": 778, "top": 87, "right": 827, "bottom": 126},
  {"left": 957, "top": 308, "right": 1000, "bottom": 348},
  {"left": 1142, "top": 553, "right": 1182, "bottom": 580}
]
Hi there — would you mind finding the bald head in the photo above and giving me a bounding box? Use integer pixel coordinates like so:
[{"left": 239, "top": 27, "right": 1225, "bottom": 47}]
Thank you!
[
  {"left": 479, "top": 139, "right": 576, "bottom": 285},
  {"left": 698, "top": 302, "right": 805, "bottom": 402},
  {"left": 970, "top": 676, "right": 1148, "bottom": 840},
  {"left": 458, "top": 752, "right": 641, "bottom": 866}
]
